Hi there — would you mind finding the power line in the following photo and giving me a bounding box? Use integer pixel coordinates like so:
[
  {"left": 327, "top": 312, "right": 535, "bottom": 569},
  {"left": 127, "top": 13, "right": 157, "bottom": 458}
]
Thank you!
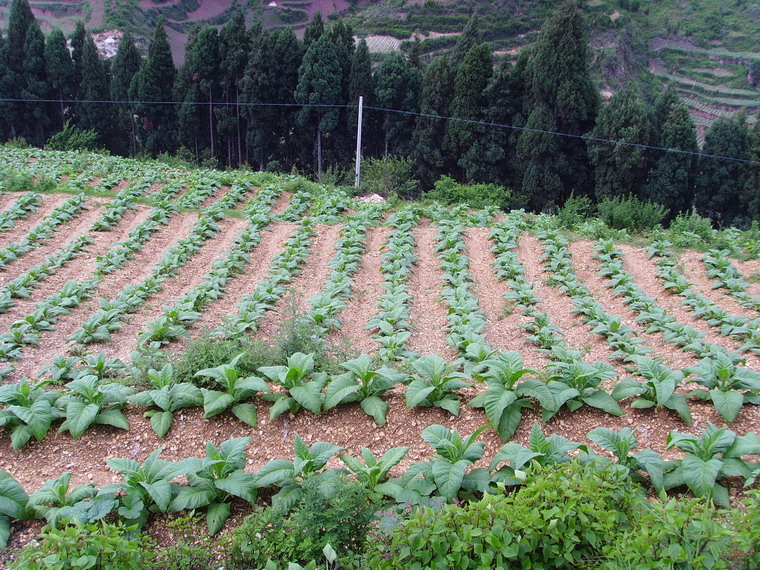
[{"left": 1, "top": 96, "right": 758, "bottom": 166}]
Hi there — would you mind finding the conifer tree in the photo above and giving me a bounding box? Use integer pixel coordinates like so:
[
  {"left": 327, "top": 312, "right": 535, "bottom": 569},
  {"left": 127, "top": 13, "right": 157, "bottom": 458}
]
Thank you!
[
  {"left": 110, "top": 31, "right": 142, "bottom": 155},
  {"left": 75, "top": 34, "right": 112, "bottom": 146},
  {"left": 517, "top": 102, "right": 565, "bottom": 209},
  {"left": 744, "top": 121, "right": 760, "bottom": 222},
  {"left": 587, "top": 88, "right": 653, "bottom": 201},
  {"left": 69, "top": 21, "right": 86, "bottom": 95},
  {"left": 243, "top": 28, "right": 301, "bottom": 170},
  {"left": 651, "top": 84, "right": 679, "bottom": 144},
  {"left": 443, "top": 43, "right": 492, "bottom": 182},
  {"left": 296, "top": 33, "right": 342, "bottom": 175},
  {"left": 411, "top": 56, "right": 453, "bottom": 191},
  {"left": 0, "top": 32, "right": 11, "bottom": 140},
  {"left": 641, "top": 100, "right": 698, "bottom": 215},
  {"left": 694, "top": 116, "right": 750, "bottom": 225},
  {"left": 7, "top": 0, "right": 34, "bottom": 73},
  {"left": 373, "top": 52, "right": 421, "bottom": 157},
  {"left": 135, "top": 17, "right": 177, "bottom": 154},
  {"left": 303, "top": 11, "right": 324, "bottom": 50},
  {"left": 217, "top": 11, "right": 249, "bottom": 165},
  {"left": 187, "top": 26, "right": 219, "bottom": 159},
  {"left": 518, "top": 0, "right": 599, "bottom": 208},
  {"left": 450, "top": 14, "right": 480, "bottom": 70},
  {"left": 44, "top": 28, "right": 74, "bottom": 129},
  {"left": 21, "top": 21, "right": 50, "bottom": 145},
  {"left": 348, "top": 39, "right": 377, "bottom": 155}
]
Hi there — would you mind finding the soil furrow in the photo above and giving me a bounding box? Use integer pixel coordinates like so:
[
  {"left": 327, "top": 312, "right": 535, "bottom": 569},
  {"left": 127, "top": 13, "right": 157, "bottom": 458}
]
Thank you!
[
  {"left": 328, "top": 225, "right": 389, "bottom": 355},
  {"left": 0, "top": 205, "right": 154, "bottom": 333},
  {"left": 568, "top": 240, "right": 700, "bottom": 371},
  {"left": 519, "top": 234, "right": 617, "bottom": 369},
  {"left": 189, "top": 222, "right": 298, "bottom": 335},
  {"left": 253, "top": 223, "right": 343, "bottom": 344},
  {"left": 406, "top": 225, "right": 456, "bottom": 359},
  {"left": 8, "top": 213, "right": 199, "bottom": 381},
  {"left": 104, "top": 216, "right": 253, "bottom": 363},
  {"left": 0, "top": 194, "right": 73, "bottom": 250}
]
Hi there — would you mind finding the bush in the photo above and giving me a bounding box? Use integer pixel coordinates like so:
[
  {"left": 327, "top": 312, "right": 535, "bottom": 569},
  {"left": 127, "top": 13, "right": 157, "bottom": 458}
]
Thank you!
[
  {"left": 8, "top": 521, "right": 159, "bottom": 569},
  {"left": 227, "top": 474, "right": 377, "bottom": 568},
  {"left": 669, "top": 209, "right": 715, "bottom": 245},
  {"left": 0, "top": 172, "right": 56, "bottom": 194},
  {"left": 46, "top": 121, "right": 100, "bottom": 152},
  {"left": 597, "top": 194, "right": 669, "bottom": 231},
  {"left": 556, "top": 192, "right": 596, "bottom": 228},
  {"left": 368, "top": 460, "right": 644, "bottom": 568},
  {"left": 426, "top": 175, "right": 515, "bottom": 210},
  {"left": 359, "top": 156, "right": 418, "bottom": 200}
]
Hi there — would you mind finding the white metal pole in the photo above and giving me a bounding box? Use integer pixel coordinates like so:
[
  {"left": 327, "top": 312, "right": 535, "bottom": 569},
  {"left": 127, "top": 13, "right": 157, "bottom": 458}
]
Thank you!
[{"left": 355, "top": 96, "right": 363, "bottom": 189}]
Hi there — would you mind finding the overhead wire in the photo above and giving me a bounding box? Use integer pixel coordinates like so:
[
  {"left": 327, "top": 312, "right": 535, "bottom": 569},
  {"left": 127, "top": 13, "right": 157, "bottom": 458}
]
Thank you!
[{"left": 0, "top": 96, "right": 758, "bottom": 166}]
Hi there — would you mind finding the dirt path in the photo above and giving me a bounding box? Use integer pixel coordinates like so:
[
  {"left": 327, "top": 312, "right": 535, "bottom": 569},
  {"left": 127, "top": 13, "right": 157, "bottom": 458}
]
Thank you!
[
  {"left": 190, "top": 222, "right": 298, "bottom": 335},
  {"left": 0, "top": 205, "right": 154, "bottom": 335},
  {"left": 328, "top": 225, "right": 389, "bottom": 355},
  {"left": 619, "top": 244, "right": 759, "bottom": 368},
  {"left": 466, "top": 228, "right": 546, "bottom": 369},
  {"left": 406, "top": 225, "right": 456, "bottom": 359},
  {"left": 252, "top": 224, "right": 342, "bottom": 343},
  {"left": 104, "top": 216, "right": 253, "bottom": 363},
  {"left": 519, "top": 235, "right": 617, "bottom": 369},
  {"left": 0, "top": 194, "right": 72, "bottom": 250},
  {"left": 568, "top": 240, "right": 700, "bottom": 371},
  {"left": 679, "top": 250, "right": 760, "bottom": 319},
  {"left": 7, "top": 213, "right": 199, "bottom": 381}
]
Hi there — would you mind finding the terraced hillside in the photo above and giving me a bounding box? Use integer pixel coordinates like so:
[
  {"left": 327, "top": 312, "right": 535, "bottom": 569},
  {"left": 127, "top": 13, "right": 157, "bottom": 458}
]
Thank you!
[{"left": 0, "top": 148, "right": 757, "bottom": 547}]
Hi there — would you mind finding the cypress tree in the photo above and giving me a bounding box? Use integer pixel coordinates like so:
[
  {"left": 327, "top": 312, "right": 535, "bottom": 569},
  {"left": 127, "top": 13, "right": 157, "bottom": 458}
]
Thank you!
[
  {"left": 20, "top": 21, "right": 50, "bottom": 145},
  {"left": 0, "top": 32, "right": 11, "bottom": 141},
  {"left": 587, "top": 88, "right": 653, "bottom": 201},
  {"left": 187, "top": 26, "right": 219, "bottom": 159},
  {"left": 303, "top": 12, "right": 324, "bottom": 50},
  {"left": 373, "top": 52, "right": 422, "bottom": 157},
  {"left": 517, "top": 102, "right": 565, "bottom": 210},
  {"left": 651, "top": 84, "right": 679, "bottom": 144},
  {"left": 450, "top": 14, "right": 480, "bottom": 70},
  {"left": 110, "top": 31, "right": 142, "bottom": 155},
  {"left": 218, "top": 11, "right": 249, "bottom": 166},
  {"left": 641, "top": 100, "right": 698, "bottom": 215},
  {"left": 75, "top": 34, "right": 112, "bottom": 147},
  {"left": 69, "top": 21, "right": 86, "bottom": 95},
  {"left": 410, "top": 56, "right": 453, "bottom": 191},
  {"left": 243, "top": 28, "right": 301, "bottom": 170},
  {"left": 295, "top": 33, "right": 342, "bottom": 175},
  {"left": 519, "top": 0, "right": 599, "bottom": 208},
  {"left": 744, "top": 121, "right": 760, "bottom": 223},
  {"left": 44, "top": 28, "right": 75, "bottom": 129},
  {"left": 694, "top": 116, "right": 750, "bottom": 226},
  {"left": 443, "top": 43, "right": 493, "bottom": 182},
  {"left": 135, "top": 17, "right": 177, "bottom": 154},
  {"left": 348, "top": 39, "right": 377, "bottom": 155},
  {"left": 7, "top": 0, "right": 35, "bottom": 73}
]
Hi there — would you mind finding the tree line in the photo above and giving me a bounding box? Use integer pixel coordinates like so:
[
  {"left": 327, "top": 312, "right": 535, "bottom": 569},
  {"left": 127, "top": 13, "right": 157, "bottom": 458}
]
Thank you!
[{"left": 0, "top": 0, "right": 758, "bottom": 225}]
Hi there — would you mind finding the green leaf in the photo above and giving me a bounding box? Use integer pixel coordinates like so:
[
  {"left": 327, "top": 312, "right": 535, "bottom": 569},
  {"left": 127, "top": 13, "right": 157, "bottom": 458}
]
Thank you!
[
  {"left": 231, "top": 403, "right": 258, "bottom": 427},
  {"left": 495, "top": 405, "right": 524, "bottom": 443},
  {"left": 0, "top": 514, "right": 10, "bottom": 550},
  {"left": 434, "top": 395, "right": 460, "bottom": 416},
  {"left": 140, "top": 480, "right": 173, "bottom": 512},
  {"left": 201, "top": 390, "right": 235, "bottom": 419},
  {"left": 206, "top": 501, "right": 231, "bottom": 535},
  {"left": 290, "top": 384, "right": 322, "bottom": 415},
  {"left": 255, "top": 459, "right": 294, "bottom": 488},
  {"left": 360, "top": 396, "right": 388, "bottom": 426},
  {"left": 709, "top": 389, "right": 743, "bottom": 423},
  {"left": 215, "top": 470, "right": 256, "bottom": 504},
  {"left": 65, "top": 402, "right": 99, "bottom": 438},
  {"left": 431, "top": 459, "right": 469, "bottom": 499},
  {"left": 94, "top": 408, "right": 129, "bottom": 430},
  {"left": 168, "top": 486, "right": 215, "bottom": 512},
  {"left": 150, "top": 411, "right": 174, "bottom": 438},
  {"left": 581, "top": 390, "right": 623, "bottom": 416},
  {"left": 405, "top": 379, "right": 435, "bottom": 408},
  {"left": 324, "top": 374, "right": 359, "bottom": 409},
  {"left": 483, "top": 384, "right": 517, "bottom": 427},
  {"left": 0, "top": 471, "right": 29, "bottom": 520},
  {"left": 682, "top": 455, "right": 722, "bottom": 498}
]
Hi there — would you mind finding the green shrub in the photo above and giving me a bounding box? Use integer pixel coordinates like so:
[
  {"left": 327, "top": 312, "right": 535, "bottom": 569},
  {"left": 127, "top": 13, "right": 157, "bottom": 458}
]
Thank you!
[
  {"left": 556, "top": 192, "right": 596, "bottom": 228},
  {"left": 669, "top": 209, "right": 715, "bottom": 246},
  {"left": 736, "top": 489, "right": 760, "bottom": 566},
  {"left": 359, "top": 156, "right": 418, "bottom": 200},
  {"left": 426, "top": 175, "right": 516, "bottom": 210},
  {"left": 46, "top": 121, "right": 100, "bottom": 152},
  {"left": 368, "top": 460, "right": 644, "bottom": 568},
  {"left": 227, "top": 474, "right": 377, "bottom": 568},
  {"left": 597, "top": 194, "right": 669, "bottom": 231},
  {"left": 8, "top": 521, "right": 159, "bottom": 569},
  {"left": 601, "top": 497, "right": 735, "bottom": 569},
  {"left": 172, "top": 335, "right": 272, "bottom": 388}
]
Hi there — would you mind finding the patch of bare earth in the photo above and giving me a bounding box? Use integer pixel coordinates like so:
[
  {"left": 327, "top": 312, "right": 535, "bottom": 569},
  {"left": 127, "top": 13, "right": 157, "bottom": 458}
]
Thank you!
[
  {"left": 679, "top": 250, "right": 759, "bottom": 318},
  {"left": 406, "top": 225, "right": 456, "bottom": 360},
  {"left": 519, "top": 234, "right": 617, "bottom": 371},
  {"left": 0, "top": 204, "right": 154, "bottom": 336},
  {"left": 0, "top": 192, "right": 22, "bottom": 212},
  {"left": 328, "top": 225, "right": 389, "bottom": 355},
  {"left": 0, "top": 194, "right": 72, "bottom": 250},
  {"left": 732, "top": 258, "right": 760, "bottom": 298},
  {"left": 269, "top": 191, "right": 293, "bottom": 216},
  {"left": 8, "top": 213, "right": 200, "bottom": 381},
  {"left": 189, "top": 222, "right": 298, "bottom": 336},
  {"left": 568, "top": 240, "right": 700, "bottom": 371},
  {"left": 618, "top": 244, "right": 759, "bottom": 369},
  {"left": 465, "top": 228, "right": 544, "bottom": 369},
  {"left": 104, "top": 216, "right": 253, "bottom": 363},
  {"left": 253, "top": 224, "right": 342, "bottom": 343}
]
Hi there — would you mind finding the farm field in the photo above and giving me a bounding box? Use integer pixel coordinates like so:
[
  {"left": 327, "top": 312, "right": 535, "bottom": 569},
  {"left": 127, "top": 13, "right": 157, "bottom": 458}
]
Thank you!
[{"left": 0, "top": 148, "right": 758, "bottom": 564}]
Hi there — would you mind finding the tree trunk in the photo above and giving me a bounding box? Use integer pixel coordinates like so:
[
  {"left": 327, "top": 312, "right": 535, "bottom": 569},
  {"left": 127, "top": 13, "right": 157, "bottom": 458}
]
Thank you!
[{"left": 317, "top": 129, "right": 323, "bottom": 176}]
